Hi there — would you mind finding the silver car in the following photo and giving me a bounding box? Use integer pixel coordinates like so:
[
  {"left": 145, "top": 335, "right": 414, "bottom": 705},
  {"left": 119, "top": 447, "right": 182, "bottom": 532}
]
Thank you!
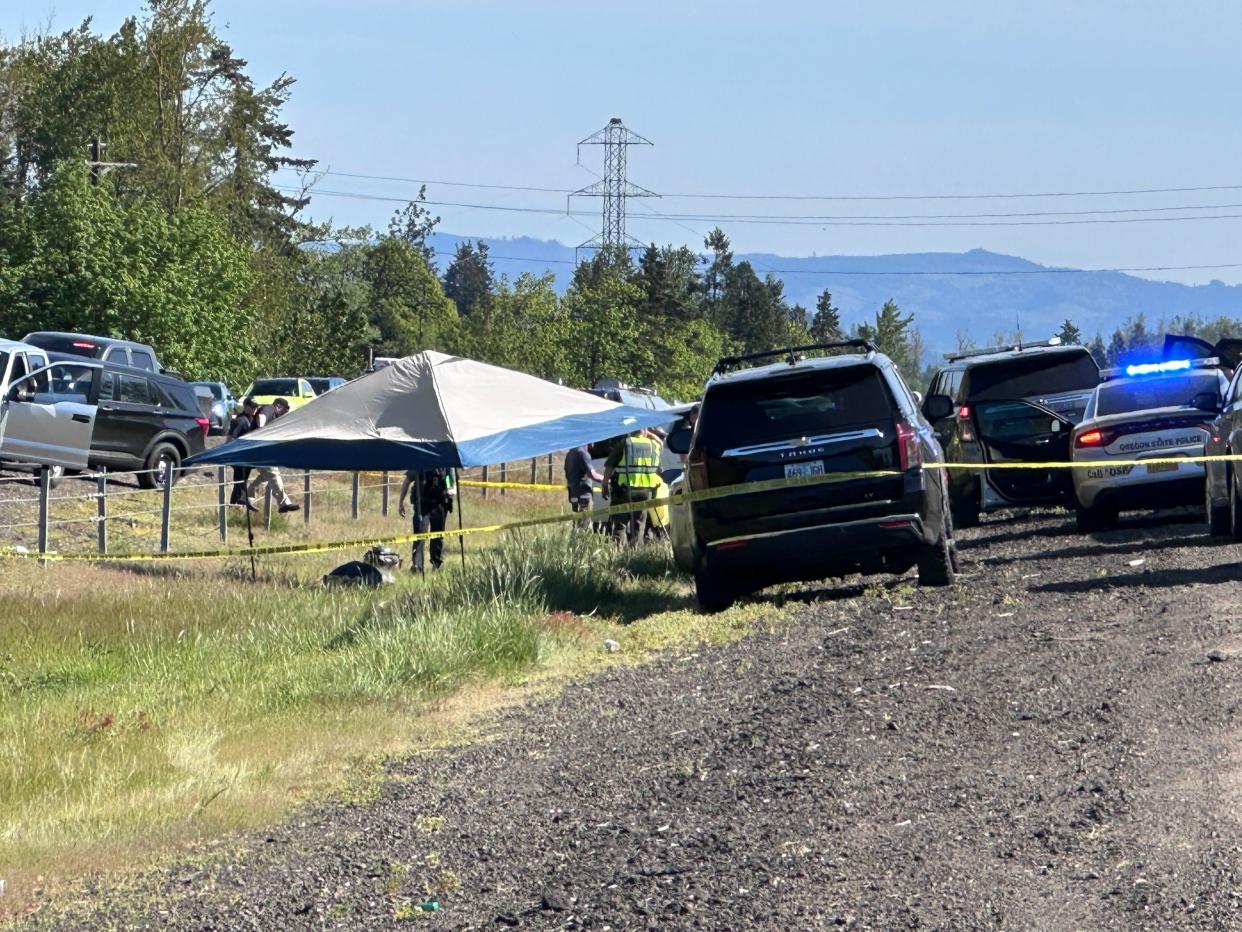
[{"left": 1070, "top": 359, "right": 1226, "bottom": 531}]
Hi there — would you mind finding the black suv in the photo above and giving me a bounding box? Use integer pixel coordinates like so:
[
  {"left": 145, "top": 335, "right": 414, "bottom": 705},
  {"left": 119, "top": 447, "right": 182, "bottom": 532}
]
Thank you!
[
  {"left": 667, "top": 341, "right": 956, "bottom": 611},
  {"left": 922, "top": 340, "right": 1099, "bottom": 526},
  {"left": 49, "top": 353, "right": 207, "bottom": 488}
]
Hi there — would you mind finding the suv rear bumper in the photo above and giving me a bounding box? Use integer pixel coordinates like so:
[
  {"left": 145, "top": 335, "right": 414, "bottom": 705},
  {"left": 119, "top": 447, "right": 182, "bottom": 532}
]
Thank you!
[{"left": 704, "top": 512, "right": 930, "bottom": 589}]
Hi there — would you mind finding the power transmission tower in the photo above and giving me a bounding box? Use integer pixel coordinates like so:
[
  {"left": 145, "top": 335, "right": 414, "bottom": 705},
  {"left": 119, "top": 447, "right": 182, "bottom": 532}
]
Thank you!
[{"left": 569, "top": 117, "right": 658, "bottom": 260}]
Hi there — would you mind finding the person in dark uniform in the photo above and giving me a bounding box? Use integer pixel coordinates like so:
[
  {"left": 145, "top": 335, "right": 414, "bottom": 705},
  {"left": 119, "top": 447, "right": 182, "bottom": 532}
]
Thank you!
[
  {"left": 227, "top": 397, "right": 258, "bottom": 506},
  {"left": 563, "top": 444, "right": 603, "bottom": 529},
  {"left": 398, "top": 467, "right": 454, "bottom": 572}
]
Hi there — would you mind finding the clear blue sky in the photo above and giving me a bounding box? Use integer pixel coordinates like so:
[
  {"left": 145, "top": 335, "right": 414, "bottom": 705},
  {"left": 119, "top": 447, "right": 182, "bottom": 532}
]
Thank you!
[{"left": 5, "top": 1, "right": 1242, "bottom": 283}]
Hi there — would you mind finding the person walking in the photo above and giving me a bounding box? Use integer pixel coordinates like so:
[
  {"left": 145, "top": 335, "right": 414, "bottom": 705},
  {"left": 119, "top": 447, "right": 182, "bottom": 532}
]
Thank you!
[
  {"left": 399, "top": 467, "right": 454, "bottom": 572},
  {"left": 228, "top": 397, "right": 258, "bottom": 506},
  {"left": 602, "top": 428, "right": 663, "bottom": 545},
  {"left": 245, "top": 398, "right": 300, "bottom": 514},
  {"left": 563, "top": 444, "right": 603, "bottom": 530}
]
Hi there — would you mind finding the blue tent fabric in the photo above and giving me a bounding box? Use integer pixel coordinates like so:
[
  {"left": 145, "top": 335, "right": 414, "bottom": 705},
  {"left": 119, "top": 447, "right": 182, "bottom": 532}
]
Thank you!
[{"left": 185, "top": 352, "right": 678, "bottom": 471}]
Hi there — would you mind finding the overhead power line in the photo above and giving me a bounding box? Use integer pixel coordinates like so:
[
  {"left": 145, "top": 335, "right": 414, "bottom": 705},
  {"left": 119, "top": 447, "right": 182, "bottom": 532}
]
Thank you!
[
  {"left": 411, "top": 249, "right": 1242, "bottom": 278},
  {"left": 277, "top": 166, "right": 1242, "bottom": 202},
  {"left": 281, "top": 186, "right": 1242, "bottom": 228}
]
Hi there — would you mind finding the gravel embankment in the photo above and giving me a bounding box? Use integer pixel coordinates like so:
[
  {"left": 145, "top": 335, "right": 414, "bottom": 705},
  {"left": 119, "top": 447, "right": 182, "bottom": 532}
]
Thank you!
[{"left": 26, "top": 509, "right": 1242, "bottom": 930}]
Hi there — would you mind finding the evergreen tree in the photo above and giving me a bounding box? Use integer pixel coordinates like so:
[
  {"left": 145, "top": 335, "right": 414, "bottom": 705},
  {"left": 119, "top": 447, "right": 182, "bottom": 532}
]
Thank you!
[
  {"left": 1088, "top": 332, "right": 1108, "bottom": 367},
  {"left": 810, "top": 288, "right": 843, "bottom": 343},
  {"left": 1056, "top": 319, "right": 1082, "bottom": 345},
  {"left": 442, "top": 240, "right": 494, "bottom": 317},
  {"left": 387, "top": 186, "right": 440, "bottom": 266},
  {"left": 856, "top": 300, "right": 915, "bottom": 376}
]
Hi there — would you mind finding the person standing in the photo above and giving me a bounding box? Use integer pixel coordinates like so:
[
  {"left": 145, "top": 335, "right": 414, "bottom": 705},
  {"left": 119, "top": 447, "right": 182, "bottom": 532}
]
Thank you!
[
  {"left": 228, "top": 397, "right": 258, "bottom": 506},
  {"left": 602, "top": 429, "right": 663, "bottom": 544},
  {"left": 399, "top": 467, "right": 454, "bottom": 572},
  {"left": 245, "top": 397, "right": 300, "bottom": 514},
  {"left": 563, "top": 444, "right": 603, "bottom": 529}
]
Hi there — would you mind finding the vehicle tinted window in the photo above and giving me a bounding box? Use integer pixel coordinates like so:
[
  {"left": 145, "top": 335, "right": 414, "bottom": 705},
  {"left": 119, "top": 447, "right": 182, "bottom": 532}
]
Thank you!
[
  {"left": 698, "top": 366, "right": 895, "bottom": 449},
  {"left": 251, "top": 378, "right": 299, "bottom": 395},
  {"left": 23, "top": 334, "right": 105, "bottom": 358},
  {"left": 1096, "top": 372, "right": 1223, "bottom": 417},
  {"left": 968, "top": 352, "right": 1098, "bottom": 400},
  {"left": 118, "top": 375, "right": 155, "bottom": 406},
  {"left": 26, "top": 363, "right": 95, "bottom": 403},
  {"left": 131, "top": 350, "right": 155, "bottom": 371},
  {"left": 104, "top": 347, "right": 128, "bottom": 364},
  {"left": 307, "top": 378, "right": 330, "bottom": 394},
  {"left": 976, "top": 400, "right": 1066, "bottom": 439}
]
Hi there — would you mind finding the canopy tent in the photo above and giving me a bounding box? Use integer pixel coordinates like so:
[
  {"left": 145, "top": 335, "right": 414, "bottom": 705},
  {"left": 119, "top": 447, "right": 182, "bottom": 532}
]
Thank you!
[{"left": 186, "top": 351, "right": 677, "bottom": 471}]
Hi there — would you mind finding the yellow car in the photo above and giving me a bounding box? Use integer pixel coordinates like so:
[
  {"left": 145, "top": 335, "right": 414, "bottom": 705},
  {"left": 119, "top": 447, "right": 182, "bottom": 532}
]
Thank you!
[{"left": 241, "top": 377, "right": 318, "bottom": 410}]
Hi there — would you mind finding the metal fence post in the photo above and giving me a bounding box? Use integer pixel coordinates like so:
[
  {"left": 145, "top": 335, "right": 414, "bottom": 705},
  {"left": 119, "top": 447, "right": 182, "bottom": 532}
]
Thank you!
[
  {"left": 37, "top": 467, "right": 49, "bottom": 558},
  {"left": 159, "top": 464, "right": 173, "bottom": 554},
  {"left": 530, "top": 457, "right": 537, "bottom": 484},
  {"left": 216, "top": 467, "right": 227, "bottom": 544},
  {"left": 500, "top": 461, "right": 507, "bottom": 496},
  {"left": 351, "top": 471, "right": 360, "bottom": 519},
  {"left": 303, "top": 471, "right": 312, "bottom": 525},
  {"left": 482, "top": 465, "right": 489, "bottom": 499},
  {"left": 97, "top": 469, "right": 108, "bottom": 555},
  {"left": 264, "top": 483, "right": 273, "bottom": 530},
  {"left": 547, "top": 453, "right": 554, "bottom": 484},
  {"left": 381, "top": 470, "right": 390, "bottom": 517}
]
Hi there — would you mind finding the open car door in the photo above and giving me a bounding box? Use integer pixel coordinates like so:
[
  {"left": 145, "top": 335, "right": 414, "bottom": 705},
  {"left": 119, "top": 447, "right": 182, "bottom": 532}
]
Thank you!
[
  {"left": 1163, "top": 334, "right": 1242, "bottom": 371},
  {"left": 0, "top": 361, "right": 100, "bottom": 470},
  {"left": 973, "top": 399, "right": 1074, "bottom": 504}
]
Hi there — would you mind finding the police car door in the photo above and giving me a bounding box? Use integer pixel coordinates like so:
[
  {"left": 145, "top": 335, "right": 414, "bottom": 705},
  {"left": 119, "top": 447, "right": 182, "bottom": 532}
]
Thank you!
[
  {"left": 0, "top": 360, "right": 100, "bottom": 469},
  {"left": 973, "top": 399, "right": 1073, "bottom": 504}
]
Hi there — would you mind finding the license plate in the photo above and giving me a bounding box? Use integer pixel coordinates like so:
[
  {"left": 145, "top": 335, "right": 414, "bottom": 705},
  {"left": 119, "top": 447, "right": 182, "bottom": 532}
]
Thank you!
[
  {"left": 1146, "top": 461, "right": 1178, "bottom": 474},
  {"left": 785, "top": 460, "right": 826, "bottom": 479}
]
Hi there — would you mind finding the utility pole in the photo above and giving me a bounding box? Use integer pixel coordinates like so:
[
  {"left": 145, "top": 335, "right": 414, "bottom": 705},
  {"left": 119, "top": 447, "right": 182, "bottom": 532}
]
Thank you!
[
  {"left": 86, "top": 137, "right": 137, "bottom": 185},
  {"left": 569, "top": 117, "right": 658, "bottom": 261}
]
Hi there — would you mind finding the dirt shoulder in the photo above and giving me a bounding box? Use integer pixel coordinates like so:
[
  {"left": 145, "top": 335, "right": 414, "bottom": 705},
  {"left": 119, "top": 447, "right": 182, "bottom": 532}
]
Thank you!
[{"left": 24, "top": 510, "right": 1242, "bottom": 930}]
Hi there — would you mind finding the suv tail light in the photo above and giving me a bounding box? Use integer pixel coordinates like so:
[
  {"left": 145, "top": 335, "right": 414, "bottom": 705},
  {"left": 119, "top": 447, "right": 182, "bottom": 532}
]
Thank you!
[
  {"left": 688, "top": 447, "right": 710, "bottom": 489},
  {"left": 955, "top": 406, "right": 976, "bottom": 443},
  {"left": 195, "top": 416, "right": 210, "bottom": 437},
  {"left": 896, "top": 421, "right": 923, "bottom": 471}
]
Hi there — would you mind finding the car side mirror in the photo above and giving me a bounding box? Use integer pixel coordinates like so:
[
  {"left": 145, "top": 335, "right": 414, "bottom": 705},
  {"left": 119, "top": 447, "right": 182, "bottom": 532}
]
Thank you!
[
  {"left": 923, "top": 394, "right": 954, "bottom": 422},
  {"left": 8, "top": 383, "right": 33, "bottom": 403},
  {"left": 665, "top": 427, "right": 692, "bottom": 455},
  {"left": 1192, "top": 391, "right": 1222, "bottom": 414}
]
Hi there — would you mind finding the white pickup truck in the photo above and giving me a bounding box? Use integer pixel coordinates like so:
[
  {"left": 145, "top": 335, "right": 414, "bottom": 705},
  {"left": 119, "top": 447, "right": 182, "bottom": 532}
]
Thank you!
[{"left": 0, "top": 338, "right": 101, "bottom": 474}]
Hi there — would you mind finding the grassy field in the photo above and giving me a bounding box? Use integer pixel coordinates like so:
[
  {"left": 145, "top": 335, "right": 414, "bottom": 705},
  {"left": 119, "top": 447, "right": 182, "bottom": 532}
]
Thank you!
[{"left": 0, "top": 471, "right": 771, "bottom": 920}]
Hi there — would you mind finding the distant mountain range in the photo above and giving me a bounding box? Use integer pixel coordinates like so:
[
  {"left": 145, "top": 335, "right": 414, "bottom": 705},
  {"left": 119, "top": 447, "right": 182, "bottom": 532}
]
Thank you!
[{"left": 427, "top": 234, "right": 1242, "bottom": 356}]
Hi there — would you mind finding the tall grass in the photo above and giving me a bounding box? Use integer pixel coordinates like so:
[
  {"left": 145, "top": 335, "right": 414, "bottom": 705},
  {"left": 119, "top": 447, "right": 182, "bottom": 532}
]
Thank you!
[{"left": 0, "top": 522, "right": 696, "bottom": 911}]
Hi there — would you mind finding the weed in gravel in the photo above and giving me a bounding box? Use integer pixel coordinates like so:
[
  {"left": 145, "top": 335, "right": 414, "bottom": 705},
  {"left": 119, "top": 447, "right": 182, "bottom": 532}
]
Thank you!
[{"left": 415, "top": 815, "right": 446, "bottom": 835}]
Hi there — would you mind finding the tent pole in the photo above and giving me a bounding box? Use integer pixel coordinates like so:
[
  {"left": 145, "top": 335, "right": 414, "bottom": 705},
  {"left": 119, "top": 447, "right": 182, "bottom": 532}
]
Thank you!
[{"left": 455, "top": 468, "right": 465, "bottom": 569}]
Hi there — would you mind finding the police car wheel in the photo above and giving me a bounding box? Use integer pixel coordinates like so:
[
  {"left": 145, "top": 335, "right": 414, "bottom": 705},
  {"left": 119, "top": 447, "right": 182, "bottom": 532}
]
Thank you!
[
  {"left": 1229, "top": 472, "right": 1242, "bottom": 542},
  {"left": 1207, "top": 475, "right": 1231, "bottom": 537}
]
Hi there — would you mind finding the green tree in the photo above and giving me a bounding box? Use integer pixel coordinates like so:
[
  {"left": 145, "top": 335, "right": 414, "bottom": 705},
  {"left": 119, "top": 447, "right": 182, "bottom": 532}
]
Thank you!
[
  {"left": 364, "top": 236, "right": 457, "bottom": 354},
  {"left": 810, "top": 288, "right": 843, "bottom": 343},
  {"left": 856, "top": 300, "right": 915, "bottom": 376},
  {"left": 387, "top": 187, "right": 440, "bottom": 266},
  {"left": 1088, "top": 332, "right": 1108, "bottom": 367},
  {"left": 1056, "top": 319, "right": 1082, "bottom": 345},
  {"left": 442, "top": 239, "right": 494, "bottom": 317}
]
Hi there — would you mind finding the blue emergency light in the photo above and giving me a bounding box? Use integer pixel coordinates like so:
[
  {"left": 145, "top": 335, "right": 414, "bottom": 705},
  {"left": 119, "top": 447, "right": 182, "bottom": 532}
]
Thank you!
[{"left": 1124, "top": 359, "right": 1191, "bottom": 377}]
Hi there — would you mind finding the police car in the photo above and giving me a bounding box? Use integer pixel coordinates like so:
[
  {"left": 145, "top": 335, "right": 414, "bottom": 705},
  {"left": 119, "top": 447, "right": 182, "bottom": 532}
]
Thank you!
[{"left": 1070, "top": 357, "right": 1226, "bottom": 532}]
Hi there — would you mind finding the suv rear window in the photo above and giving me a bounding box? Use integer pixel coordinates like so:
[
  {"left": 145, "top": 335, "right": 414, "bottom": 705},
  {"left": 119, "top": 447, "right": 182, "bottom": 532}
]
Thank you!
[
  {"left": 698, "top": 365, "right": 895, "bottom": 449},
  {"left": 251, "top": 378, "right": 299, "bottom": 395},
  {"left": 24, "top": 334, "right": 106, "bottom": 358},
  {"left": 1096, "top": 372, "right": 1222, "bottom": 416},
  {"left": 968, "top": 351, "right": 1098, "bottom": 400}
]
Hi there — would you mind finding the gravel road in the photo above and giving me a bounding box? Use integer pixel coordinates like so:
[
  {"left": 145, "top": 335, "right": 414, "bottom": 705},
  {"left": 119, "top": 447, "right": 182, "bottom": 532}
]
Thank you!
[{"left": 28, "top": 509, "right": 1242, "bottom": 930}]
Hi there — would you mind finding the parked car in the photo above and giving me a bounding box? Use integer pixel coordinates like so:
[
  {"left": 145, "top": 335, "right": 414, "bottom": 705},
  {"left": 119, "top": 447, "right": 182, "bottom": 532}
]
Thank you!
[
  {"left": 0, "top": 357, "right": 98, "bottom": 475},
  {"left": 305, "top": 376, "right": 346, "bottom": 395},
  {"left": 922, "top": 339, "right": 1100, "bottom": 526},
  {"left": 41, "top": 354, "right": 208, "bottom": 488},
  {"left": 666, "top": 340, "right": 955, "bottom": 612},
  {"left": 241, "top": 377, "right": 318, "bottom": 410},
  {"left": 1073, "top": 358, "right": 1226, "bottom": 531},
  {"left": 190, "top": 381, "right": 239, "bottom": 433},
  {"left": 23, "top": 331, "right": 169, "bottom": 374}
]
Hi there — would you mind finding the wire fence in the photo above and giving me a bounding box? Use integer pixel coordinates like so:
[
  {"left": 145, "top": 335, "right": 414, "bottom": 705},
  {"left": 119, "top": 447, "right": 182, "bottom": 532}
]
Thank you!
[{"left": 7, "top": 453, "right": 564, "bottom": 559}]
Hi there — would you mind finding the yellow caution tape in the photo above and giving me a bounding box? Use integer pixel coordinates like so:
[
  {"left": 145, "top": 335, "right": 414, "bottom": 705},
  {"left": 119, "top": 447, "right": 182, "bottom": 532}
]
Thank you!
[
  {"left": 12, "top": 452, "right": 1240, "bottom": 564},
  {"left": 459, "top": 479, "right": 565, "bottom": 492}
]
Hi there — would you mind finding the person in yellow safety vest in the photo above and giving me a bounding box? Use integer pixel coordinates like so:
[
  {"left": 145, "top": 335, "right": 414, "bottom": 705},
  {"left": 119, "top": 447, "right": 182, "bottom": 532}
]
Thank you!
[{"left": 602, "top": 428, "right": 663, "bottom": 545}]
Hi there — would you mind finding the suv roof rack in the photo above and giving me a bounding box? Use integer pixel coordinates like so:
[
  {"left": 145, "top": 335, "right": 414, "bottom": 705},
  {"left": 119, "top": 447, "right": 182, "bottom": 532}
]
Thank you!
[
  {"left": 944, "top": 337, "right": 1065, "bottom": 362},
  {"left": 712, "top": 340, "right": 877, "bottom": 375}
]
